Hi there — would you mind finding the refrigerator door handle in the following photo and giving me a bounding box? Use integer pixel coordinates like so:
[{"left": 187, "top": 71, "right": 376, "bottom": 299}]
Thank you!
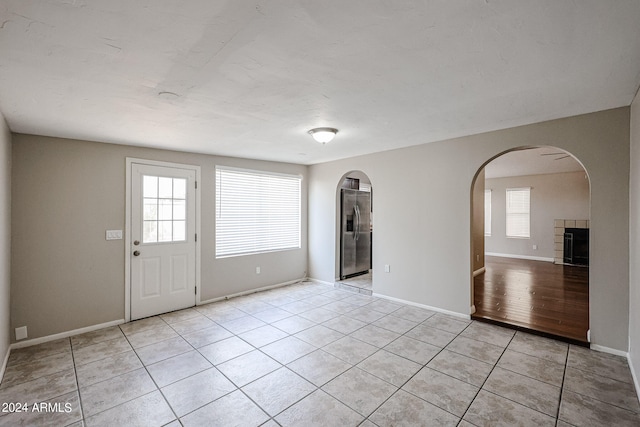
[{"left": 354, "top": 205, "right": 360, "bottom": 241}]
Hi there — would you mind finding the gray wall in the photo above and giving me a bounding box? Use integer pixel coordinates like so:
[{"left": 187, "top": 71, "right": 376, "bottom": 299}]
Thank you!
[
  {"left": 308, "top": 107, "right": 630, "bottom": 351},
  {"left": 0, "top": 115, "right": 10, "bottom": 366},
  {"left": 11, "top": 134, "right": 308, "bottom": 342},
  {"left": 472, "top": 169, "right": 485, "bottom": 273},
  {"left": 485, "top": 171, "right": 590, "bottom": 259},
  {"left": 629, "top": 92, "right": 640, "bottom": 381}
]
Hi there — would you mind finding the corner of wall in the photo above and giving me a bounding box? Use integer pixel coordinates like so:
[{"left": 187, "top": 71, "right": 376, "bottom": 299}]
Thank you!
[
  {"left": 0, "top": 112, "right": 12, "bottom": 381},
  {"left": 628, "top": 86, "right": 640, "bottom": 398}
]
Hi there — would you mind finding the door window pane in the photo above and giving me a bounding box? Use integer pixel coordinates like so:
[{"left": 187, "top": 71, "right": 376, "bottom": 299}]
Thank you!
[
  {"left": 158, "top": 177, "right": 173, "bottom": 198},
  {"left": 142, "top": 175, "right": 188, "bottom": 243},
  {"left": 158, "top": 221, "right": 173, "bottom": 242},
  {"left": 173, "top": 200, "right": 186, "bottom": 220},
  {"left": 143, "top": 221, "right": 157, "bottom": 243},
  {"left": 174, "top": 179, "right": 186, "bottom": 199},
  {"left": 158, "top": 199, "right": 173, "bottom": 221},
  {"left": 143, "top": 176, "right": 158, "bottom": 198},
  {"left": 144, "top": 199, "right": 157, "bottom": 221}
]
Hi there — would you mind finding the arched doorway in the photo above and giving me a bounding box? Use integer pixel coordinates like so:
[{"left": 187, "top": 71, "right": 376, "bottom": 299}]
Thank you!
[
  {"left": 470, "top": 146, "right": 590, "bottom": 343},
  {"left": 335, "top": 171, "right": 373, "bottom": 294}
]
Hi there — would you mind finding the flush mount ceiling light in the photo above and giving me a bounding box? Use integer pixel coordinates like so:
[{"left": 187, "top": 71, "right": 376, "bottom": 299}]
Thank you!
[{"left": 308, "top": 127, "right": 338, "bottom": 144}]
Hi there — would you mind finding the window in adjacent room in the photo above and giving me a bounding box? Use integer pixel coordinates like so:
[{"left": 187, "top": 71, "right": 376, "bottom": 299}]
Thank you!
[
  {"left": 506, "top": 187, "right": 530, "bottom": 238},
  {"left": 215, "top": 166, "right": 301, "bottom": 258},
  {"left": 484, "top": 189, "right": 492, "bottom": 236}
]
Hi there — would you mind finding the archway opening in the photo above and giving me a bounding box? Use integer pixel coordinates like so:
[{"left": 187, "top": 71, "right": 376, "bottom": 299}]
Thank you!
[
  {"left": 335, "top": 171, "right": 373, "bottom": 294},
  {"left": 470, "top": 146, "right": 590, "bottom": 343}
]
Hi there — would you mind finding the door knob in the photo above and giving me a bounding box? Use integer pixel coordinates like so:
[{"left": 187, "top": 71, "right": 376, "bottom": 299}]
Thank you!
[
  {"left": 133, "top": 251, "right": 140, "bottom": 256},
  {"left": 133, "top": 240, "right": 140, "bottom": 246}
]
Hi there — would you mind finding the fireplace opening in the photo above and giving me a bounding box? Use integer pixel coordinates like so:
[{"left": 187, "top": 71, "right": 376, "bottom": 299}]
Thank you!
[{"left": 563, "top": 228, "right": 589, "bottom": 266}]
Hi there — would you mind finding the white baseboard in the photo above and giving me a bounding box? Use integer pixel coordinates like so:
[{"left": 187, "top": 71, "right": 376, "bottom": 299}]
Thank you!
[
  {"left": 10, "top": 319, "right": 125, "bottom": 350},
  {"left": 486, "top": 252, "right": 554, "bottom": 263},
  {"left": 198, "top": 277, "right": 306, "bottom": 306},
  {"left": 372, "top": 293, "right": 470, "bottom": 320},
  {"left": 590, "top": 344, "right": 628, "bottom": 358},
  {"left": 307, "top": 278, "right": 335, "bottom": 287},
  {"left": 473, "top": 267, "right": 485, "bottom": 277},
  {"left": 0, "top": 345, "right": 10, "bottom": 384},
  {"left": 592, "top": 344, "right": 634, "bottom": 401}
]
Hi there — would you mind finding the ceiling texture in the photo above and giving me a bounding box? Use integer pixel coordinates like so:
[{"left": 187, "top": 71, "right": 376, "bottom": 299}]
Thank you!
[
  {"left": 484, "top": 146, "right": 585, "bottom": 179},
  {"left": 1, "top": 1, "right": 640, "bottom": 166}
]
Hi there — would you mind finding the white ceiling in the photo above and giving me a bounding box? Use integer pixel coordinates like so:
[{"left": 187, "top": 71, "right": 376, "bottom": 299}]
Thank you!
[
  {"left": 1, "top": 1, "right": 640, "bottom": 165},
  {"left": 484, "top": 146, "right": 585, "bottom": 179}
]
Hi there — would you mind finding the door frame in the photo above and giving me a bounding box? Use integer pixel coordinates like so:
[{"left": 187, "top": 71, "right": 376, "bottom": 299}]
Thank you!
[{"left": 125, "top": 158, "right": 202, "bottom": 322}]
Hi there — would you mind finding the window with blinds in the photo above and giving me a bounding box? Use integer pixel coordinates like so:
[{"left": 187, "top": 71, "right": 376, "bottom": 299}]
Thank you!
[
  {"left": 506, "top": 188, "right": 530, "bottom": 238},
  {"left": 484, "top": 189, "right": 492, "bottom": 236},
  {"left": 215, "top": 166, "right": 301, "bottom": 258}
]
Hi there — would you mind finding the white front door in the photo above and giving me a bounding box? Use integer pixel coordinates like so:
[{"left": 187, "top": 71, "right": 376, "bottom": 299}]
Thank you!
[{"left": 130, "top": 162, "right": 197, "bottom": 320}]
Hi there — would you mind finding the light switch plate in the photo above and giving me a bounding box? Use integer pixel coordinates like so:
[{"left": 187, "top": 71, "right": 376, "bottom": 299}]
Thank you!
[{"left": 106, "top": 230, "right": 123, "bottom": 240}]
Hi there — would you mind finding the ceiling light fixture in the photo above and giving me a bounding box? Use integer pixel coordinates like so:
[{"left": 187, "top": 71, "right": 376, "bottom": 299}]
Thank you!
[{"left": 308, "top": 127, "right": 338, "bottom": 144}]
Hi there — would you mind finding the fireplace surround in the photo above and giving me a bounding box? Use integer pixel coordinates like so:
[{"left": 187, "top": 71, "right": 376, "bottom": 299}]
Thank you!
[{"left": 554, "top": 219, "right": 589, "bottom": 265}]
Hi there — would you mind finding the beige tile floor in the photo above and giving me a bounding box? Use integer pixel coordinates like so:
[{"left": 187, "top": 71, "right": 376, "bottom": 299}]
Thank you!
[{"left": 1, "top": 280, "right": 639, "bottom": 426}]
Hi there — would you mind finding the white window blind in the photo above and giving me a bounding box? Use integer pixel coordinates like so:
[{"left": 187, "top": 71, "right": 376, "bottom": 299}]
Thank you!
[
  {"left": 506, "top": 188, "right": 530, "bottom": 238},
  {"left": 216, "top": 166, "right": 301, "bottom": 258},
  {"left": 484, "top": 189, "right": 492, "bottom": 236}
]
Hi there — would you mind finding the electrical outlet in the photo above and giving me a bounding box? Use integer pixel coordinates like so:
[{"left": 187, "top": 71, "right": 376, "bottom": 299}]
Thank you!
[
  {"left": 384, "top": 264, "right": 390, "bottom": 273},
  {"left": 15, "top": 326, "right": 27, "bottom": 341},
  {"left": 476, "top": 254, "right": 480, "bottom": 261},
  {"left": 256, "top": 266, "right": 261, "bottom": 274},
  {"left": 533, "top": 244, "right": 538, "bottom": 250}
]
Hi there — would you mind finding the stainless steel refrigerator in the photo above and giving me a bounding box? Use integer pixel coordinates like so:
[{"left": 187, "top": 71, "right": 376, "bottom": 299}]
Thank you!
[{"left": 340, "top": 189, "right": 371, "bottom": 279}]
